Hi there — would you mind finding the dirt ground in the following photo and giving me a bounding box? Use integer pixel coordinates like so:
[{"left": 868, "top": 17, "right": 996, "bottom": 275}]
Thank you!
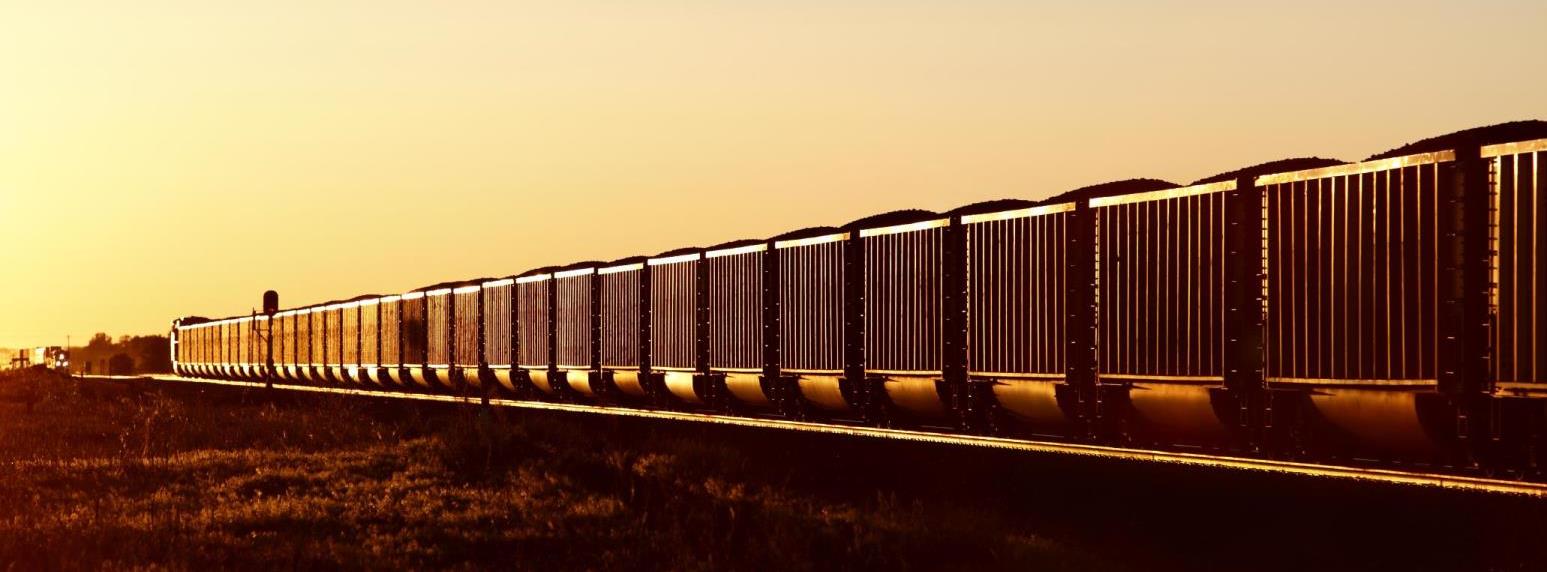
[{"left": 0, "top": 370, "right": 1543, "bottom": 570}]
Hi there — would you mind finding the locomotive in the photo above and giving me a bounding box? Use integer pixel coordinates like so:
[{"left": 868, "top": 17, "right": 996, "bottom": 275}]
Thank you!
[{"left": 171, "top": 123, "right": 1547, "bottom": 478}]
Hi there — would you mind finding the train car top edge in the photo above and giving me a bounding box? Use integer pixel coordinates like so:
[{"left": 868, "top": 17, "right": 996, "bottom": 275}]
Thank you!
[
  {"left": 452, "top": 285, "right": 481, "bottom": 294},
  {"left": 554, "top": 267, "right": 596, "bottom": 278},
  {"left": 960, "top": 202, "right": 1077, "bottom": 224},
  {"left": 648, "top": 252, "right": 702, "bottom": 266},
  {"left": 599, "top": 263, "right": 644, "bottom": 274},
  {"left": 424, "top": 288, "right": 453, "bottom": 297},
  {"left": 400, "top": 291, "right": 427, "bottom": 300},
  {"left": 706, "top": 243, "right": 767, "bottom": 258},
  {"left": 858, "top": 218, "right": 951, "bottom": 238},
  {"left": 1254, "top": 149, "right": 1456, "bottom": 186},
  {"left": 1088, "top": 180, "right": 1235, "bottom": 208},
  {"left": 481, "top": 278, "right": 516, "bottom": 287},
  {"left": 774, "top": 232, "right": 848, "bottom": 249},
  {"left": 1481, "top": 137, "right": 1547, "bottom": 158}
]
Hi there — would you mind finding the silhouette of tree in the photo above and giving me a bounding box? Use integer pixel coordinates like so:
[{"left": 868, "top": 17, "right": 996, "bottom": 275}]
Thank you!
[{"left": 108, "top": 353, "right": 133, "bottom": 375}]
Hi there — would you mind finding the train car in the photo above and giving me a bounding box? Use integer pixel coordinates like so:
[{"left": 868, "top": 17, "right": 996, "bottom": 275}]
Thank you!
[
  {"left": 1091, "top": 181, "right": 1242, "bottom": 445},
  {"left": 338, "top": 295, "right": 378, "bottom": 384},
  {"left": 850, "top": 210, "right": 953, "bottom": 420},
  {"left": 480, "top": 278, "right": 517, "bottom": 391},
  {"left": 706, "top": 239, "right": 776, "bottom": 410},
  {"left": 772, "top": 227, "right": 855, "bottom": 415},
  {"left": 516, "top": 270, "right": 555, "bottom": 394},
  {"left": 255, "top": 315, "right": 272, "bottom": 379},
  {"left": 954, "top": 199, "right": 1079, "bottom": 433},
  {"left": 179, "top": 321, "right": 198, "bottom": 376},
  {"left": 1258, "top": 152, "right": 1454, "bottom": 458},
  {"left": 400, "top": 289, "right": 431, "bottom": 389},
  {"left": 280, "top": 313, "right": 294, "bottom": 380},
  {"left": 293, "top": 307, "right": 314, "bottom": 382},
  {"left": 355, "top": 297, "right": 381, "bottom": 385},
  {"left": 598, "top": 258, "right": 648, "bottom": 399},
  {"left": 321, "top": 302, "right": 344, "bottom": 383},
  {"left": 451, "top": 282, "right": 485, "bottom": 391},
  {"left": 649, "top": 249, "right": 707, "bottom": 404},
  {"left": 378, "top": 294, "right": 404, "bottom": 387},
  {"left": 1486, "top": 137, "right": 1547, "bottom": 465},
  {"left": 232, "top": 317, "right": 249, "bottom": 379},
  {"left": 554, "top": 264, "right": 601, "bottom": 398},
  {"left": 424, "top": 285, "right": 455, "bottom": 389}
]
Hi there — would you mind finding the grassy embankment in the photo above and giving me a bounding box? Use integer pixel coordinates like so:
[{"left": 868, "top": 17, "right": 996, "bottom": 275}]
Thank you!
[{"left": 0, "top": 370, "right": 1108, "bottom": 570}]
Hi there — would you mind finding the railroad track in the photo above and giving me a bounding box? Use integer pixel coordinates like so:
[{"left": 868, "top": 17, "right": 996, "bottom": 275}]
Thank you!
[{"left": 82, "top": 373, "right": 1547, "bottom": 498}]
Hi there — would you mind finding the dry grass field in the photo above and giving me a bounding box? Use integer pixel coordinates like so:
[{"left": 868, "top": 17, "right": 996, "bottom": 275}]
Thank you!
[
  {"left": 4, "top": 369, "right": 1546, "bottom": 571},
  {"left": 0, "top": 370, "right": 1109, "bottom": 570}
]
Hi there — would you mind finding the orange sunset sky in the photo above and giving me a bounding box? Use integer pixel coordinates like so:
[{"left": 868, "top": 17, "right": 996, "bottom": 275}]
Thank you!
[{"left": 1, "top": 0, "right": 1543, "bottom": 348}]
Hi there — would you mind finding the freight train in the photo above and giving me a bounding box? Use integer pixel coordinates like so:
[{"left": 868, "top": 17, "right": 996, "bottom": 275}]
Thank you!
[{"left": 170, "top": 124, "right": 1547, "bottom": 478}]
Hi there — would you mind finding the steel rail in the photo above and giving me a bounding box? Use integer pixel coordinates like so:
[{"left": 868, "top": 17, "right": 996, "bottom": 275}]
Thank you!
[{"left": 83, "top": 374, "right": 1547, "bottom": 498}]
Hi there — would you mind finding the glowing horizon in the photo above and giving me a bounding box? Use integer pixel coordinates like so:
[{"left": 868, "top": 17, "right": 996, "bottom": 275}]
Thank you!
[{"left": 2, "top": 0, "right": 1544, "bottom": 347}]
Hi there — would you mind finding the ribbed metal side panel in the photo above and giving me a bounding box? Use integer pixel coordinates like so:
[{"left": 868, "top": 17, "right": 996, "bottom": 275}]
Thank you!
[
  {"left": 343, "top": 307, "right": 360, "bottom": 365},
  {"left": 454, "top": 290, "right": 480, "bottom": 366},
  {"left": 380, "top": 302, "right": 401, "bottom": 367},
  {"left": 600, "top": 270, "right": 642, "bottom": 368},
  {"left": 1492, "top": 147, "right": 1546, "bottom": 384},
  {"left": 326, "top": 309, "right": 343, "bottom": 368},
  {"left": 274, "top": 317, "right": 290, "bottom": 367},
  {"left": 778, "top": 240, "right": 845, "bottom": 372},
  {"left": 220, "top": 322, "right": 230, "bottom": 367},
  {"left": 427, "top": 294, "right": 451, "bottom": 365},
  {"left": 483, "top": 284, "right": 513, "bottom": 366},
  {"left": 310, "top": 312, "right": 327, "bottom": 366},
  {"left": 708, "top": 251, "right": 762, "bottom": 370},
  {"left": 865, "top": 228, "right": 944, "bottom": 373},
  {"left": 966, "top": 212, "right": 1067, "bottom": 376},
  {"left": 1097, "top": 193, "right": 1226, "bottom": 379},
  {"left": 517, "top": 281, "right": 550, "bottom": 368},
  {"left": 1264, "top": 164, "right": 1440, "bottom": 382},
  {"left": 651, "top": 260, "right": 698, "bottom": 370},
  {"left": 238, "top": 320, "right": 250, "bottom": 366},
  {"left": 402, "top": 297, "right": 428, "bottom": 365},
  {"left": 556, "top": 274, "right": 593, "bottom": 368},
  {"left": 295, "top": 315, "right": 311, "bottom": 366},
  {"left": 256, "top": 318, "right": 270, "bottom": 367},
  {"left": 360, "top": 304, "right": 379, "bottom": 366}
]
